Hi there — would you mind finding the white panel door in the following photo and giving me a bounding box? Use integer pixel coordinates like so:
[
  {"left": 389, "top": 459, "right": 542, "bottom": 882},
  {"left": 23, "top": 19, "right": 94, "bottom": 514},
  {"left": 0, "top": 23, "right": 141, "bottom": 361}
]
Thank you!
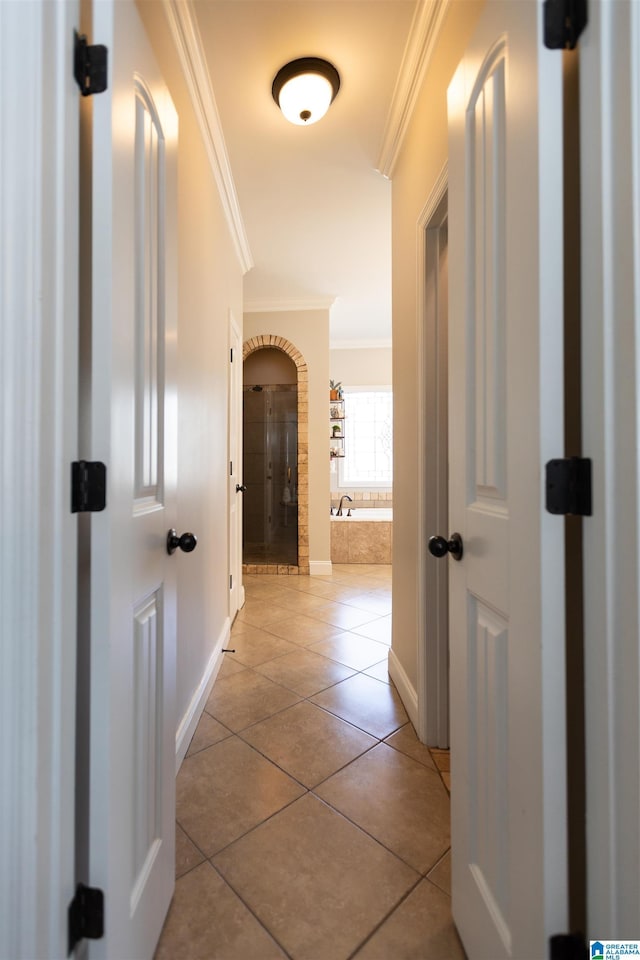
[
  {"left": 88, "top": 1, "right": 179, "bottom": 956},
  {"left": 447, "top": 3, "right": 567, "bottom": 956},
  {"left": 580, "top": 0, "right": 640, "bottom": 937}
]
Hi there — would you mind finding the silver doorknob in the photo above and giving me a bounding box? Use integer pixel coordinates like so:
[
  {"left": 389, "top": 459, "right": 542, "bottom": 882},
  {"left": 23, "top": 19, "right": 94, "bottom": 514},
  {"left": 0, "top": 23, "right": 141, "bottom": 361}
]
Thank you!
[
  {"left": 167, "top": 529, "right": 198, "bottom": 556},
  {"left": 428, "top": 532, "right": 463, "bottom": 561}
]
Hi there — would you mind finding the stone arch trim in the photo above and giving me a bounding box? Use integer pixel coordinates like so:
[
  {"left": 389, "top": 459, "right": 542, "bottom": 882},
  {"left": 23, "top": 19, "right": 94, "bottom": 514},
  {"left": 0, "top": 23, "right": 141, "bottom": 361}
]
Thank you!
[{"left": 242, "top": 335, "right": 309, "bottom": 575}]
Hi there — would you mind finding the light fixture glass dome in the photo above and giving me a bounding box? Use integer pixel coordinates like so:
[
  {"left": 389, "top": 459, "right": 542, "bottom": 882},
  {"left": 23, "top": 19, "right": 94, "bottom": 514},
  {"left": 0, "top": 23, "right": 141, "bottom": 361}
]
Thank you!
[{"left": 272, "top": 57, "right": 340, "bottom": 126}]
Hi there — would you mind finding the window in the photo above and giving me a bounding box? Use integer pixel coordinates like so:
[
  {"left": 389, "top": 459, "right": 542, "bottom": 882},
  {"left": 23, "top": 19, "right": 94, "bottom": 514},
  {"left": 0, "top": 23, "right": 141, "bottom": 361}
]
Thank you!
[{"left": 339, "top": 387, "right": 393, "bottom": 487}]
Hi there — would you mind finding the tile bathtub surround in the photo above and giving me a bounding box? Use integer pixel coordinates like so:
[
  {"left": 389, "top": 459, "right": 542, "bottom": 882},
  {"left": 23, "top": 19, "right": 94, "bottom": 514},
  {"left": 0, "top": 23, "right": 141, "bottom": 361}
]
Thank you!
[{"left": 155, "top": 565, "right": 461, "bottom": 960}]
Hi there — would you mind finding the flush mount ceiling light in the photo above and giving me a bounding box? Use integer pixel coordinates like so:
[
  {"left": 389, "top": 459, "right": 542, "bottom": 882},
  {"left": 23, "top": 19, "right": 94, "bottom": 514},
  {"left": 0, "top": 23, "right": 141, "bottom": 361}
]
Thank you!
[{"left": 272, "top": 57, "right": 340, "bottom": 126}]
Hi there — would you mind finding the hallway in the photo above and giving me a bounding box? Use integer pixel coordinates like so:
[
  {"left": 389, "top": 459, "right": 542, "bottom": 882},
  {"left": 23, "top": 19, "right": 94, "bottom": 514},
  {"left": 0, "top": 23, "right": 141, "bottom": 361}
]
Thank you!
[{"left": 155, "top": 565, "right": 464, "bottom": 959}]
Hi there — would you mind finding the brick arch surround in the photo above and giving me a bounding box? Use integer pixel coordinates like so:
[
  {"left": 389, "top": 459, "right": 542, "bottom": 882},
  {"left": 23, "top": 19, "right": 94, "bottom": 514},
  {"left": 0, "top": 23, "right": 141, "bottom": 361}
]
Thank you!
[{"left": 242, "top": 335, "right": 309, "bottom": 575}]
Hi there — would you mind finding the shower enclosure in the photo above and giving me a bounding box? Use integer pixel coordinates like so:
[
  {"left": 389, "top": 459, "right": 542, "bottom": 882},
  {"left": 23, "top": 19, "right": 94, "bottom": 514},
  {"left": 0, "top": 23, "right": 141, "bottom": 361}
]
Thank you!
[{"left": 243, "top": 384, "right": 298, "bottom": 565}]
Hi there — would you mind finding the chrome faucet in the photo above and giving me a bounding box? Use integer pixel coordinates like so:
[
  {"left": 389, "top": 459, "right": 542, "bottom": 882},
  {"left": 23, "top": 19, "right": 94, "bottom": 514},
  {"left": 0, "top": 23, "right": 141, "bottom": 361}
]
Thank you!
[{"left": 336, "top": 495, "right": 353, "bottom": 517}]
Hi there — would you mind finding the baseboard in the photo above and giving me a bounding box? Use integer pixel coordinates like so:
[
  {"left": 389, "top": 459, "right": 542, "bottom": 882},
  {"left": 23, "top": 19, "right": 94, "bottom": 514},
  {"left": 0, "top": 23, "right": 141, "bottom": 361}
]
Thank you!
[
  {"left": 388, "top": 647, "right": 419, "bottom": 732},
  {"left": 309, "top": 560, "right": 332, "bottom": 576},
  {"left": 175, "top": 616, "right": 230, "bottom": 773}
]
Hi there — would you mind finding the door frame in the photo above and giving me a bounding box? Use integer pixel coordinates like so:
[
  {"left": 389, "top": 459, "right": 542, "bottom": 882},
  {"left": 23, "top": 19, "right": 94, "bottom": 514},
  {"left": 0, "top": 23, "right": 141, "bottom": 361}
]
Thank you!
[
  {"left": 0, "top": 1, "right": 79, "bottom": 955},
  {"left": 228, "top": 309, "right": 244, "bottom": 615},
  {"left": 581, "top": 0, "right": 640, "bottom": 936},
  {"left": 416, "top": 165, "right": 450, "bottom": 746}
]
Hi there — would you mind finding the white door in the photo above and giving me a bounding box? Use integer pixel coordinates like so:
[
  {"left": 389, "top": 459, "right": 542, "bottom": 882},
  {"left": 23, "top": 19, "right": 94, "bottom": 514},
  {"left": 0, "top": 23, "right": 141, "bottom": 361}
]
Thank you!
[
  {"left": 447, "top": 2, "right": 568, "bottom": 956},
  {"left": 88, "top": 2, "right": 179, "bottom": 956},
  {"left": 580, "top": 0, "right": 640, "bottom": 937},
  {"left": 229, "top": 311, "right": 244, "bottom": 616}
]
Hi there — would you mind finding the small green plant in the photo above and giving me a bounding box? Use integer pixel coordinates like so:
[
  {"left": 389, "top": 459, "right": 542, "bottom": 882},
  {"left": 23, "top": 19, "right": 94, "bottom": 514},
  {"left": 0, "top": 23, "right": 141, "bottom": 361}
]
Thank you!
[{"left": 329, "top": 379, "right": 342, "bottom": 391}]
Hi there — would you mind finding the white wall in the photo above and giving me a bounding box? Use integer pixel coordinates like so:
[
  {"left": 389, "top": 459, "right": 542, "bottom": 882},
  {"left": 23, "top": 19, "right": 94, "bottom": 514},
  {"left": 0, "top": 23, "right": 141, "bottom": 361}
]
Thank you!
[
  {"left": 138, "top": 3, "right": 244, "bottom": 740},
  {"left": 330, "top": 345, "right": 392, "bottom": 386},
  {"left": 244, "top": 309, "right": 331, "bottom": 568}
]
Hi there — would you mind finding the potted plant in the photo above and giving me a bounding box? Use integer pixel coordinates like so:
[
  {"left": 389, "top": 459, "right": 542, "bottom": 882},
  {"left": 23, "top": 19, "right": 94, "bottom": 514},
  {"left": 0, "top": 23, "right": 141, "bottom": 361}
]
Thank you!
[
  {"left": 332, "top": 423, "right": 342, "bottom": 437},
  {"left": 330, "top": 379, "right": 342, "bottom": 400}
]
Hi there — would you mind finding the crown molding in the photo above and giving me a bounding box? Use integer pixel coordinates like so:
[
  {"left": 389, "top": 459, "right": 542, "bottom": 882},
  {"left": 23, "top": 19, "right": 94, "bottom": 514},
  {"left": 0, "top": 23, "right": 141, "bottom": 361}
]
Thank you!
[
  {"left": 330, "top": 339, "right": 392, "bottom": 350},
  {"left": 244, "top": 297, "right": 336, "bottom": 314},
  {"left": 376, "top": 0, "right": 451, "bottom": 180},
  {"left": 162, "top": 0, "right": 253, "bottom": 274}
]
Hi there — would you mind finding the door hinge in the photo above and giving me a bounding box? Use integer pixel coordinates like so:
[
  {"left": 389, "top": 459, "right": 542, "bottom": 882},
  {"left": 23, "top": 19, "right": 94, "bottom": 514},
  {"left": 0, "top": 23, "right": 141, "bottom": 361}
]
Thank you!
[
  {"left": 230, "top": 347, "right": 234, "bottom": 362},
  {"left": 74, "top": 32, "right": 108, "bottom": 97},
  {"left": 71, "top": 461, "right": 107, "bottom": 513},
  {"left": 68, "top": 883, "right": 104, "bottom": 955},
  {"left": 545, "top": 457, "right": 592, "bottom": 516},
  {"left": 230, "top": 574, "right": 233, "bottom": 589},
  {"left": 543, "top": 0, "right": 588, "bottom": 49},
  {"left": 549, "top": 933, "right": 588, "bottom": 960}
]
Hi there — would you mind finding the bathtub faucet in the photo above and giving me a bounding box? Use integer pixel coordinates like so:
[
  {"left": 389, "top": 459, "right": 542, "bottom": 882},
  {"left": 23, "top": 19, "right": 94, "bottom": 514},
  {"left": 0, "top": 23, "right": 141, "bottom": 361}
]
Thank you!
[{"left": 336, "top": 495, "right": 353, "bottom": 517}]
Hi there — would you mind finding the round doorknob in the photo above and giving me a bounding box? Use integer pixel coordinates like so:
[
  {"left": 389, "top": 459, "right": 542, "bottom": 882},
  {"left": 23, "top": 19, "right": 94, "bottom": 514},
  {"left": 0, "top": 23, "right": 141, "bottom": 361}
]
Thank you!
[
  {"left": 167, "top": 529, "right": 198, "bottom": 556},
  {"left": 236, "top": 483, "right": 247, "bottom": 492},
  {"left": 428, "top": 532, "right": 463, "bottom": 561}
]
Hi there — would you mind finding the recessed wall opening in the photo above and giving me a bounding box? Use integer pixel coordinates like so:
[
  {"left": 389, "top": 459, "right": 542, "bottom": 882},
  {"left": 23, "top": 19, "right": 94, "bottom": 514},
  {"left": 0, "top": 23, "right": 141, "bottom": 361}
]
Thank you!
[{"left": 242, "top": 336, "right": 309, "bottom": 575}]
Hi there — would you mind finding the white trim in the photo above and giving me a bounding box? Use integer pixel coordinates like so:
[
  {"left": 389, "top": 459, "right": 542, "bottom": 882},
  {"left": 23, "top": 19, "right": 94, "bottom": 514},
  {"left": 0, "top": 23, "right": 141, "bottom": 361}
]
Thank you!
[
  {"left": 376, "top": 0, "right": 451, "bottom": 179},
  {"left": 415, "top": 166, "right": 448, "bottom": 746},
  {"left": 0, "top": 2, "right": 78, "bottom": 956},
  {"left": 162, "top": 0, "right": 253, "bottom": 274},
  {"left": 387, "top": 648, "right": 419, "bottom": 732},
  {"left": 309, "top": 560, "right": 333, "bottom": 576},
  {"left": 330, "top": 339, "right": 392, "bottom": 350},
  {"left": 245, "top": 297, "right": 336, "bottom": 314},
  {"left": 175, "top": 618, "right": 230, "bottom": 771}
]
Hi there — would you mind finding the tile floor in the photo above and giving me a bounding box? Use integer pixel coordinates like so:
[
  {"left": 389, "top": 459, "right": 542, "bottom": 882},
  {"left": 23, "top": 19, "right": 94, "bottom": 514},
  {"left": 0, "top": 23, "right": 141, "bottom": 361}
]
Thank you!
[{"left": 155, "top": 564, "right": 465, "bottom": 960}]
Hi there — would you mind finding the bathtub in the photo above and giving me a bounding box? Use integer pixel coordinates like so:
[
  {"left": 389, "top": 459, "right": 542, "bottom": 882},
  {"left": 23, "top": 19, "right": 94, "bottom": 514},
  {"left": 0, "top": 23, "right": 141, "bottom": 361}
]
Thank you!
[
  {"left": 330, "top": 508, "right": 393, "bottom": 562},
  {"left": 331, "top": 507, "right": 392, "bottom": 522}
]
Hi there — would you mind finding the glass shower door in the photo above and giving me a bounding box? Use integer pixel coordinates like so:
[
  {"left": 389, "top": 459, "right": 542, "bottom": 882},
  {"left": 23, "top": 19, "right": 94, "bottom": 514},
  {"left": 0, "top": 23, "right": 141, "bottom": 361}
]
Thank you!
[{"left": 243, "top": 385, "right": 298, "bottom": 565}]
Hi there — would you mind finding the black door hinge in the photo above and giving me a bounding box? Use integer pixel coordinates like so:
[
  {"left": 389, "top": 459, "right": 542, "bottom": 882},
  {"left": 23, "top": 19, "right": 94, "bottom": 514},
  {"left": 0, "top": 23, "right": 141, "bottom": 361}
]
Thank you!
[
  {"left": 230, "top": 574, "right": 233, "bottom": 589},
  {"left": 549, "top": 933, "right": 588, "bottom": 960},
  {"left": 74, "top": 32, "right": 108, "bottom": 96},
  {"left": 68, "top": 883, "right": 104, "bottom": 955},
  {"left": 545, "top": 457, "right": 592, "bottom": 516},
  {"left": 230, "top": 347, "right": 234, "bottom": 362},
  {"left": 543, "top": 0, "right": 588, "bottom": 49},
  {"left": 71, "top": 461, "right": 107, "bottom": 513}
]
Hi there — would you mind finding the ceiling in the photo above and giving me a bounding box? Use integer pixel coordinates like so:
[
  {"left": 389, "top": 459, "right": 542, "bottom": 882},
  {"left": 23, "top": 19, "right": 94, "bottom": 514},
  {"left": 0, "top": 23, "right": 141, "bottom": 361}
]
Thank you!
[{"left": 193, "top": 0, "right": 418, "bottom": 345}]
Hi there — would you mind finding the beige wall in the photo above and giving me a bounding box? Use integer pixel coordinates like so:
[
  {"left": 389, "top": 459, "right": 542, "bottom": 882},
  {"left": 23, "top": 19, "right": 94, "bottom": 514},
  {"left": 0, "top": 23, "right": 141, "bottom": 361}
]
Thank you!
[
  {"left": 137, "top": 3, "right": 244, "bottom": 735},
  {"left": 390, "top": 1, "right": 484, "bottom": 695},
  {"left": 244, "top": 310, "right": 331, "bottom": 569},
  {"left": 330, "top": 346, "right": 392, "bottom": 386}
]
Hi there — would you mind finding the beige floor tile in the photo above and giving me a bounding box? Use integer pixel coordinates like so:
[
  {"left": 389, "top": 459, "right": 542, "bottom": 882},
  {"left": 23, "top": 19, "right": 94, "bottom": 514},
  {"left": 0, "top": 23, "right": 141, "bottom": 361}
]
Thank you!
[
  {"left": 308, "top": 632, "right": 390, "bottom": 671},
  {"left": 226, "top": 624, "right": 300, "bottom": 667},
  {"left": 352, "top": 615, "right": 392, "bottom": 645},
  {"left": 205, "top": 669, "right": 301, "bottom": 733},
  {"left": 241, "top": 700, "right": 377, "bottom": 788},
  {"left": 154, "top": 861, "right": 287, "bottom": 960},
  {"left": 311, "top": 673, "right": 408, "bottom": 739},
  {"left": 270, "top": 590, "right": 332, "bottom": 614},
  {"left": 175, "top": 823, "right": 204, "bottom": 879},
  {"left": 427, "top": 849, "right": 452, "bottom": 896},
  {"left": 307, "top": 601, "right": 378, "bottom": 630},
  {"left": 176, "top": 736, "right": 304, "bottom": 857},
  {"left": 385, "top": 723, "right": 437, "bottom": 770},
  {"left": 263, "top": 613, "right": 345, "bottom": 646},
  {"left": 236, "top": 598, "right": 292, "bottom": 628},
  {"left": 316, "top": 743, "right": 450, "bottom": 874},
  {"left": 254, "top": 647, "right": 356, "bottom": 697},
  {"left": 363, "top": 659, "right": 391, "bottom": 683},
  {"left": 344, "top": 592, "right": 393, "bottom": 616},
  {"left": 213, "top": 793, "right": 418, "bottom": 960},
  {"left": 352, "top": 878, "right": 466, "bottom": 960},
  {"left": 430, "top": 747, "right": 450, "bottom": 771},
  {"left": 186, "top": 711, "right": 231, "bottom": 757},
  {"left": 216, "top": 652, "right": 247, "bottom": 678}
]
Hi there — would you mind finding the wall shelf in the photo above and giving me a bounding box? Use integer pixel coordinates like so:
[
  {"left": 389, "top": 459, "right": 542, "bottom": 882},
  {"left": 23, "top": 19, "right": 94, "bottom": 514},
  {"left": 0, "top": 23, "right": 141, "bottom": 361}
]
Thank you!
[{"left": 330, "top": 399, "right": 345, "bottom": 458}]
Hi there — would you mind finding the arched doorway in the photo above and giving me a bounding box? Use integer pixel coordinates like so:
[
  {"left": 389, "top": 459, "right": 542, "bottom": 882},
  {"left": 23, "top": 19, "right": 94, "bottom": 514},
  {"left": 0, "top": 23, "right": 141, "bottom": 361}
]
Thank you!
[{"left": 242, "top": 335, "right": 309, "bottom": 575}]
